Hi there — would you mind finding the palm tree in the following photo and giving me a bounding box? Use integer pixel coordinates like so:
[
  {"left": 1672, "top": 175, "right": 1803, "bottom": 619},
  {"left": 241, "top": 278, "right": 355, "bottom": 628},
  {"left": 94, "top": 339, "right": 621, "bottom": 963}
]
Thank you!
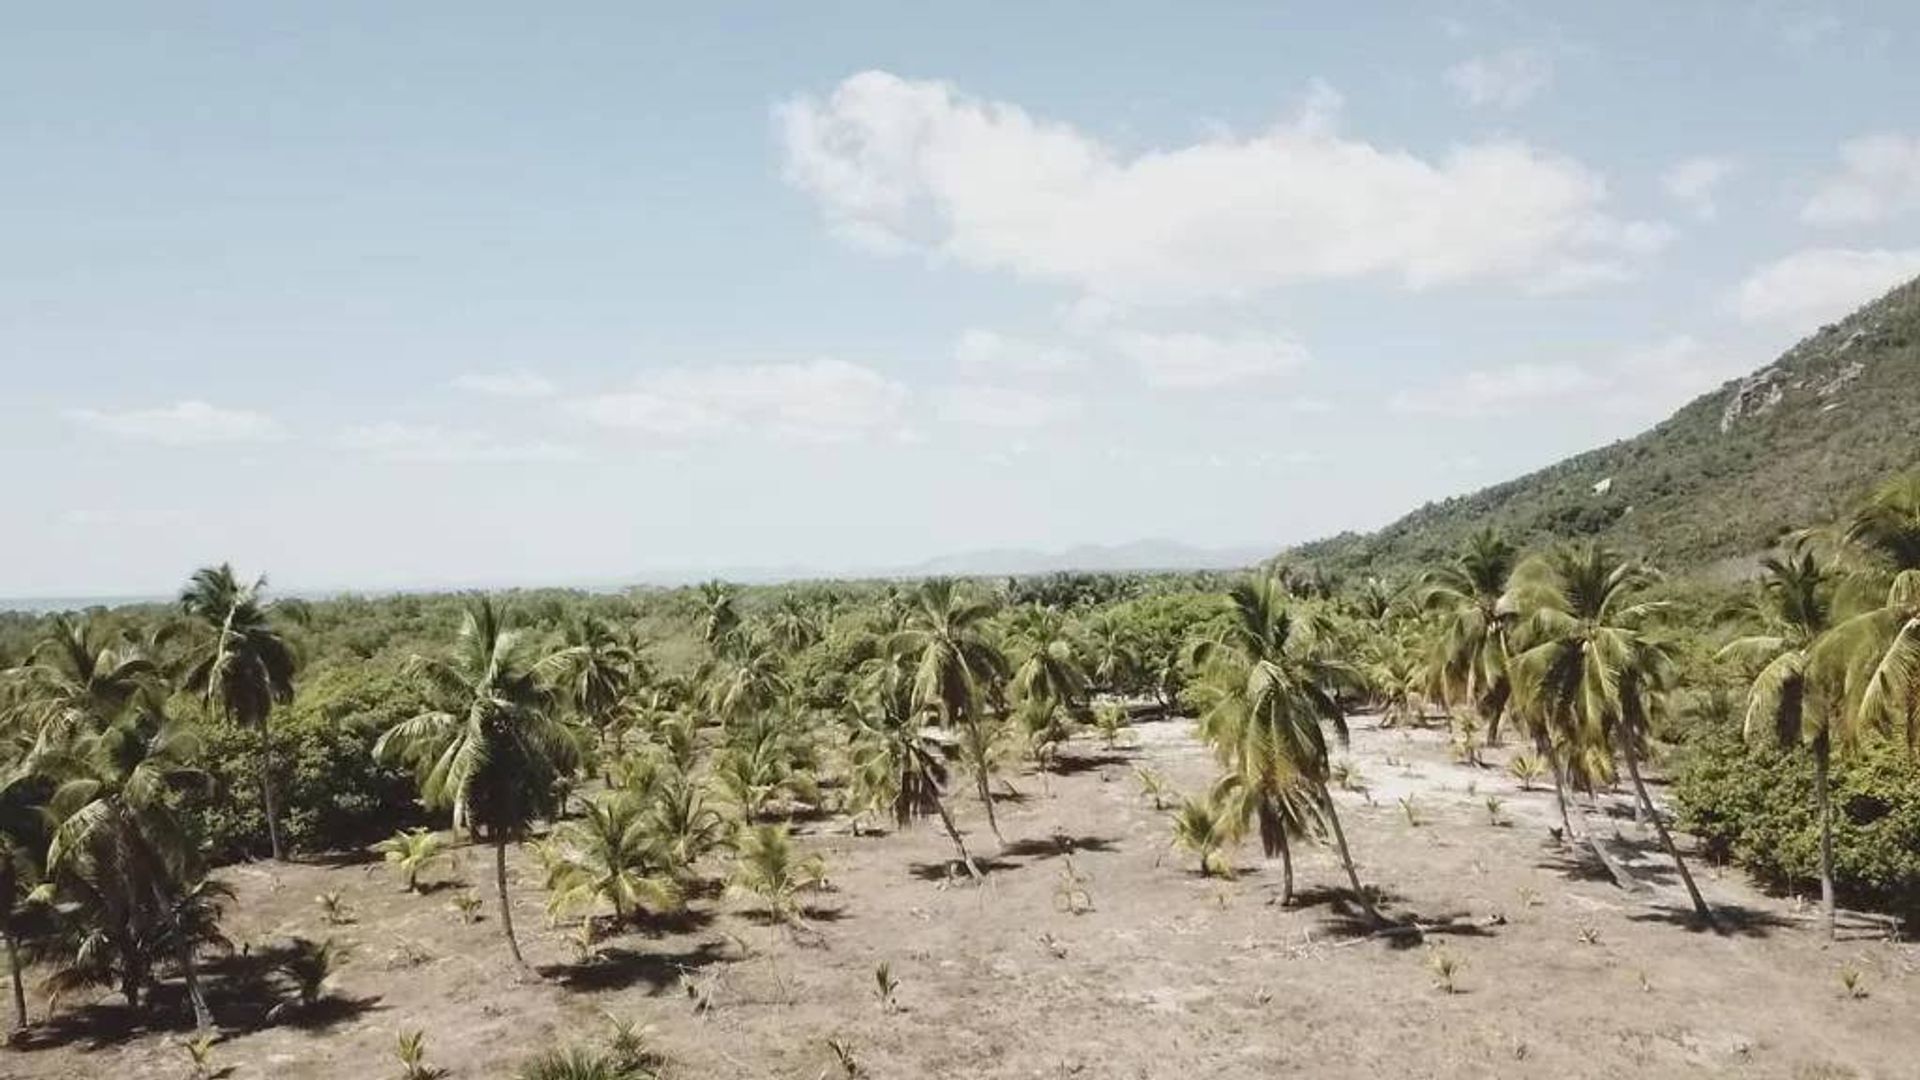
[
  {"left": 9, "top": 616, "right": 158, "bottom": 736},
  {"left": 696, "top": 581, "right": 742, "bottom": 657},
  {"left": 1169, "top": 792, "right": 1236, "bottom": 878},
  {"left": 891, "top": 580, "right": 1011, "bottom": 842},
  {"left": 1417, "top": 528, "right": 1517, "bottom": 746},
  {"left": 35, "top": 693, "right": 222, "bottom": 1031},
  {"left": 551, "top": 615, "right": 639, "bottom": 768},
  {"left": 846, "top": 656, "right": 980, "bottom": 878},
  {"left": 374, "top": 828, "right": 449, "bottom": 893},
  {"left": 726, "top": 823, "right": 825, "bottom": 927},
  {"left": 0, "top": 750, "right": 48, "bottom": 1033},
  {"left": 179, "top": 564, "right": 300, "bottom": 860},
  {"left": 766, "top": 593, "right": 823, "bottom": 655},
  {"left": 374, "top": 596, "right": 585, "bottom": 971},
  {"left": 1007, "top": 606, "right": 1088, "bottom": 713},
  {"left": 1815, "top": 471, "right": 1920, "bottom": 749},
  {"left": 1505, "top": 544, "right": 1717, "bottom": 928},
  {"left": 1080, "top": 612, "right": 1140, "bottom": 695},
  {"left": 701, "top": 634, "right": 790, "bottom": 727},
  {"left": 542, "top": 791, "right": 681, "bottom": 925},
  {"left": 1188, "top": 574, "right": 1377, "bottom": 918},
  {"left": 1719, "top": 539, "right": 1844, "bottom": 935}
]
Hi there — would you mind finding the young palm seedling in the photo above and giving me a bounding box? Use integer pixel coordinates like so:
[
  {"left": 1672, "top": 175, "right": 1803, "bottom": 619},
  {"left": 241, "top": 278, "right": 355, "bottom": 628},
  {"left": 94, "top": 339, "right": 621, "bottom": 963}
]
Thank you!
[
  {"left": 826, "top": 1036, "right": 862, "bottom": 1079},
  {"left": 1840, "top": 965, "right": 1869, "bottom": 999},
  {"left": 1507, "top": 752, "right": 1546, "bottom": 792},
  {"left": 1170, "top": 793, "right": 1236, "bottom": 878},
  {"left": 396, "top": 1029, "right": 441, "bottom": 1080},
  {"left": 1428, "top": 948, "right": 1462, "bottom": 994},
  {"left": 1398, "top": 796, "right": 1421, "bottom": 827},
  {"left": 873, "top": 960, "right": 900, "bottom": 1013},
  {"left": 1053, "top": 854, "right": 1094, "bottom": 914},
  {"left": 1576, "top": 922, "right": 1602, "bottom": 945},
  {"left": 375, "top": 828, "right": 448, "bottom": 894},
  {"left": 451, "top": 891, "right": 484, "bottom": 925},
  {"left": 317, "top": 891, "right": 353, "bottom": 926},
  {"left": 267, "top": 937, "right": 343, "bottom": 1022},
  {"left": 185, "top": 1033, "right": 219, "bottom": 1079},
  {"left": 1135, "top": 766, "right": 1174, "bottom": 811},
  {"left": 1484, "top": 796, "right": 1506, "bottom": 826}
]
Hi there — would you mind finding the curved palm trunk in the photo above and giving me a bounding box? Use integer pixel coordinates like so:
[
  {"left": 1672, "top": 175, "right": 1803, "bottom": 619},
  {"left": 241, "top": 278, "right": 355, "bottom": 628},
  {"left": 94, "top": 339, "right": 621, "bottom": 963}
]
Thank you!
[
  {"left": 6, "top": 926, "right": 25, "bottom": 1032},
  {"left": 1619, "top": 723, "right": 1716, "bottom": 930},
  {"left": 494, "top": 839, "right": 529, "bottom": 970},
  {"left": 178, "top": 940, "right": 213, "bottom": 1035},
  {"left": 1276, "top": 828, "right": 1295, "bottom": 906},
  {"left": 1320, "top": 788, "right": 1382, "bottom": 924},
  {"left": 1540, "top": 732, "right": 1576, "bottom": 841},
  {"left": 1814, "top": 731, "right": 1836, "bottom": 939},
  {"left": 929, "top": 792, "right": 983, "bottom": 880}
]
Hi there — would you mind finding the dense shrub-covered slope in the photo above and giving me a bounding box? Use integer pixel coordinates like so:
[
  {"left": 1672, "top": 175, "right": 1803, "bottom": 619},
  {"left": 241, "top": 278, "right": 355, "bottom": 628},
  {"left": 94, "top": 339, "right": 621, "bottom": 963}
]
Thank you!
[{"left": 1291, "top": 277, "right": 1920, "bottom": 576}]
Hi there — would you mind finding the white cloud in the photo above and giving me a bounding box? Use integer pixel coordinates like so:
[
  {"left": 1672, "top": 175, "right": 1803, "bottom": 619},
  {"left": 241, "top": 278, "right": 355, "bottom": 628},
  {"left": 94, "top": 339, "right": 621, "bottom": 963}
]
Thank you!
[
  {"left": 933, "top": 384, "right": 1080, "bottom": 428},
  {"left": 1109, "top": 330, "right": 1309, "bottom": 389},
  {"left": 571, "top": 358, "right": 909, "bottom": 443},
  {"left": 451, "top": 370, "right": 557, "bottom": 398},
  {"left": 1444, "top": 49, "right": 1553, "bottom": 110},
  {"left": 1661, "top": 156, "right": 1737, "bottom": 219},
  {"left": 339, "top": 423, "right": 584, "bottom": 464},
  {"left": 1391, "top": 362, "right": 1599, "bottom": 417},
  {"left": 66, "top": 401, "right": 287, "bottom": 445},
  {"left": 1391, "top": 336, "right": 1749, "bottom": 421},
  {"left": 776, "top": 70, "right": 1660, "bottom": 303},
  {"left": 1802, "top": 134, "right": 1920, "bottom": 225},
  {"left": 953, "top": 329, "right": 1087, "bottom": 376},
  {"left": 1730, "top": 247, "right": 1920, "bottom": 326}
]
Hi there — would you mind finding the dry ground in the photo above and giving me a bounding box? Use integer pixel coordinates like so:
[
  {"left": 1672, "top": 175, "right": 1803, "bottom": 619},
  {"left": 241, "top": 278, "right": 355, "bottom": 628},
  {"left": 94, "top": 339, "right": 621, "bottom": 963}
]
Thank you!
[{"left": 6, "top": 715, "right": 1916, "bottom": 1080}]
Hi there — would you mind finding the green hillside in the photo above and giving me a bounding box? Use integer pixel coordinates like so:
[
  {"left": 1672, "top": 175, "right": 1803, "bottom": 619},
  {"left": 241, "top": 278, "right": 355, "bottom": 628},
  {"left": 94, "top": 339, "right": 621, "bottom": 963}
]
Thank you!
[{"left": 1290, "top": 276, "right": 1920, "bottom": 578}]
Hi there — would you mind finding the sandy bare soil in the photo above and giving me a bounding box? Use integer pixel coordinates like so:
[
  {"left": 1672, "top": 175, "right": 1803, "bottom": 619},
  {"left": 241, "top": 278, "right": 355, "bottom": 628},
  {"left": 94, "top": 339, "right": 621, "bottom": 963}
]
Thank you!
[{"left": 6, "top": 715, "right": 1916, "bottom": 1080}]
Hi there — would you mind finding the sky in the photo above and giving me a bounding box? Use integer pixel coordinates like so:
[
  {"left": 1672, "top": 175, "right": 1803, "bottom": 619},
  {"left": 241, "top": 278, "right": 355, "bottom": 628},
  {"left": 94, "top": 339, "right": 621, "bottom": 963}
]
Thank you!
[{"left": 5, "top": 3, "right": 1920, "bottom": 598}]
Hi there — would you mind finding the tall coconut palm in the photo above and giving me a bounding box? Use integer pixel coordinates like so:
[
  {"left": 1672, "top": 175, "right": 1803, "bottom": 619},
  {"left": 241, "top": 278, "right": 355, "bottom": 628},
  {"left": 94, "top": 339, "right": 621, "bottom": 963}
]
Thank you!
[
  {"left": 696, "top": 581, "right": 742, "bottom": 658},
  {"left": 846, "top": 655, "right": 980, "bottom": 878},
  {"left": 374, "top": 596, "right": 585, "bottom": 971},
  {"left": 1007, "top": 606, "right": 1088, "bottom": 717},
  {"left": 1188, "top": 574, "right": 1377, "bottom": 918},
  {"left": 0, "top": 749, "right": 48, "bottom": 1033},
  {"left": 890, "top": 580, "right": 1011, "bottom": 842},
  {"left": 1417, "top": 528, "right": 1517, "bottom": 746},
  {"left": 1719, "top": 540, "right": 1845, "bottom": 935},
  {"left": 1505, "top": 544, "right": 1717, "bottom": 928},
  {"left": 551, "top": 615, "right": 638, "bottom": 767},
  {"left": 1080, "top": 612, "right": 1140, "bottom": 696},
  {"left": 179, "top": 565, "right": 300, "bottom": 860},
  {"left": 34, "top": 693, "right": 220, "bottom": 1031}
]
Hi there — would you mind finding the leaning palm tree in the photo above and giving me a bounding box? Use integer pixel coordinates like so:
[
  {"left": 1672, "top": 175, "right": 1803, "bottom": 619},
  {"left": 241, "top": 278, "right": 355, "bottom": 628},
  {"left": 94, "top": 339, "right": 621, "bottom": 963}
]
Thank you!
[
  {"left": 1188, "top": 574, "right": 1377, "bottom": 919},
  {"left": 846, "top": 655, "right": 980, "bottom": 878},
  {"left": 35, "top": 693, "right": 221, "bottom": 1031},
  {"left": 1506, "top": 544, "right": 1717, "bottom": 928},
  {"left": 179, "top": 564, "right": 301, "bottom": 860},
  {"left": 891, "top": 580, "right": 1011, "bottom": 842},
  {"left": 1719, "top": 539, "right": 1845, "bottom": 936},
  {"left": 374, "top": 596, "right": 585, "bottom": 971},
  {"left": 1417, "top": 528, "right": 1517, "bottom": 746}
]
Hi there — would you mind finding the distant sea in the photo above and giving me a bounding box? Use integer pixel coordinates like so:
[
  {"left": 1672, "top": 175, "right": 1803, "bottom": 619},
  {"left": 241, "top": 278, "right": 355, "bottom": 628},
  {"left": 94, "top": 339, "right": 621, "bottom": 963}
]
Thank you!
[{"left": 0, "top": 595, "right": 172, "bottom": 615}]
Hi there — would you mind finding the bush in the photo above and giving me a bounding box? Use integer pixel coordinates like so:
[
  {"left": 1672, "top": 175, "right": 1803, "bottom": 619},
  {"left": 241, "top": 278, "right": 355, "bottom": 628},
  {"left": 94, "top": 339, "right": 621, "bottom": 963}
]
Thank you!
[
  {"left": 1674, "top": 721, "right": 1920, "bottom": 916},
  {"left": 185, "top": 662, "right": 426, "bottom": 861}
]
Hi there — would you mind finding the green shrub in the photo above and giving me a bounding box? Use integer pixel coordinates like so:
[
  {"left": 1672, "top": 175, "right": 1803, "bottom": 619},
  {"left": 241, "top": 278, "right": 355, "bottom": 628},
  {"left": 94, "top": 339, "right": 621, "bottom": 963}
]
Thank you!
[
  {"left": 1674, "top": 721, "right": 1920, "bottom": 916},
  {"left": 185, "top": 662, "right": 425, "bottom": 860}
]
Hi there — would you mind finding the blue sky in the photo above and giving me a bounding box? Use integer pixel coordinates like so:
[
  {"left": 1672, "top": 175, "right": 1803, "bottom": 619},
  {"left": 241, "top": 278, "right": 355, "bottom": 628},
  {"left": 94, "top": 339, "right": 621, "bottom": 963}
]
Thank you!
[{"left": 5, "top": 2, "right": 1920, "bottom": 596}]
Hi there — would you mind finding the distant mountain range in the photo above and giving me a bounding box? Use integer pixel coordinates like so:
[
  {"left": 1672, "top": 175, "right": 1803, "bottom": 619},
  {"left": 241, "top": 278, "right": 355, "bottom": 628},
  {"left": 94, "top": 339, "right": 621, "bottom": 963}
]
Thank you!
[
  {"left": 892, "top": 539, "right": 1268, "bottom": 578},
  {"left": 1286, "top": 275, "right": 1920, "bottom": 577}
]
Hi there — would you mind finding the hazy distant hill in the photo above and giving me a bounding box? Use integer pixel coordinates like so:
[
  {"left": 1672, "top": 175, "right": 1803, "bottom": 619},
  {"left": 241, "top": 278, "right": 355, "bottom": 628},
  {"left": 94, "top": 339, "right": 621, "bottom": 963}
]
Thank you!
[
  {"left": 1288, "top": 276, "right": 1920, "bottom": 578},
  {"left": 900, "top": 539, "right": 1268, "bottom": 578}
]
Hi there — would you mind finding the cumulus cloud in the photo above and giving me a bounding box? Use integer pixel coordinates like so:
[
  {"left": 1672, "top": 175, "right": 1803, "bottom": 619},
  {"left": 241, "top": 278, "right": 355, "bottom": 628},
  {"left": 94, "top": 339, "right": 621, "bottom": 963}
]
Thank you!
[
  {"left": 933, "top": 384, "right": 1080, "bottom": 428},
  {"left": 776, "top": 70, "right": 1661, "bottom": 303},
  {"left": 1802, "top": 134, "right": 1920, "bottom": 225},
  {"left": 1662, "top": 156, "right": 1737, "bottom": 219},
  {"left": 570, "top": 358, "right": 909, "bottom": 443},
  {"left": 1730, "top": 247, "right": 1920, "bottom": 326},
  {"left": 1445, "top": 49, "right": 1553, "bottom": 110},
  {"left": 339, "top": 423, "right": 584, "bottom": 463},
  {"left": 953, "top": 329, "right": 1087, "bottom": 376},
  {"left": 66, "top": 401, "right": 287, "bottom": 445},
  {"left": 1392, "top": 336, "right": 1748, "bottom": 421},
  {"left": 452, "top": 370, "right": 558, "bottom": 398}
]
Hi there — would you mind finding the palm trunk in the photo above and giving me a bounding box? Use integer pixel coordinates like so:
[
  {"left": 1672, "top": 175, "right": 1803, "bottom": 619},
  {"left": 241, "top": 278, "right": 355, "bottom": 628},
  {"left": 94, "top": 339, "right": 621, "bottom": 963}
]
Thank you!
[
  {"left": 930, "top": 793, "right": 983, "bottom": 880},
  {"left": 260, "top": 723, "right": 285, "bottom": 862},
  {"left": 1814, "top": 731, "right": 1836, "bottom": 939},
  {"left": 178, "top": 940, "right": 213, "bottom": 1035},
  {"left": 1320, "top": 788, "right": 1382, "bottom": 924},
  {"left": 1620, "top": 723, "right": 1716, "bottom": 929},
  {"left": 1547, "top": 747, "right": 1577, "bottom": 841},
  {"left": 966, "top": 718, "right": 1005, "bottom": 845},
  {"left": 1276, "top": 828, "right": 1295, "bottom": 906},
  {"left": 495, "top": 839, "right": 529, "bottom": 970},
  {"left": 5, "top": 926, "right": 25, "bottom": 1032}
]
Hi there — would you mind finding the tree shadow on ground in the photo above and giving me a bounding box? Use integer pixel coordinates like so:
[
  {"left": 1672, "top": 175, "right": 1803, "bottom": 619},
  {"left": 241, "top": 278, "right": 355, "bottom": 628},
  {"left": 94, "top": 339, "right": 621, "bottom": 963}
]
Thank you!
[
  {"left": 1000, "top": 834, "right": 1120, "bottom": 861},
  {"left": 1316, "top": 901, "right": 1500, "bottom": 951},
  {"left": 539, "top": 939, "right": 734, "bottom": 993},
  {"left": 1051, "top": 752, "right": 1133, "bottom": 776},
  {"left": 907, "top": 857, "right": 1019, "bottom": 881},
  {"left": 1628, "top": 901, "right": 1795, "bottom": 938},
  {"left": 1534, "top": 836, "right": 1680, "bottom": 889}
]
